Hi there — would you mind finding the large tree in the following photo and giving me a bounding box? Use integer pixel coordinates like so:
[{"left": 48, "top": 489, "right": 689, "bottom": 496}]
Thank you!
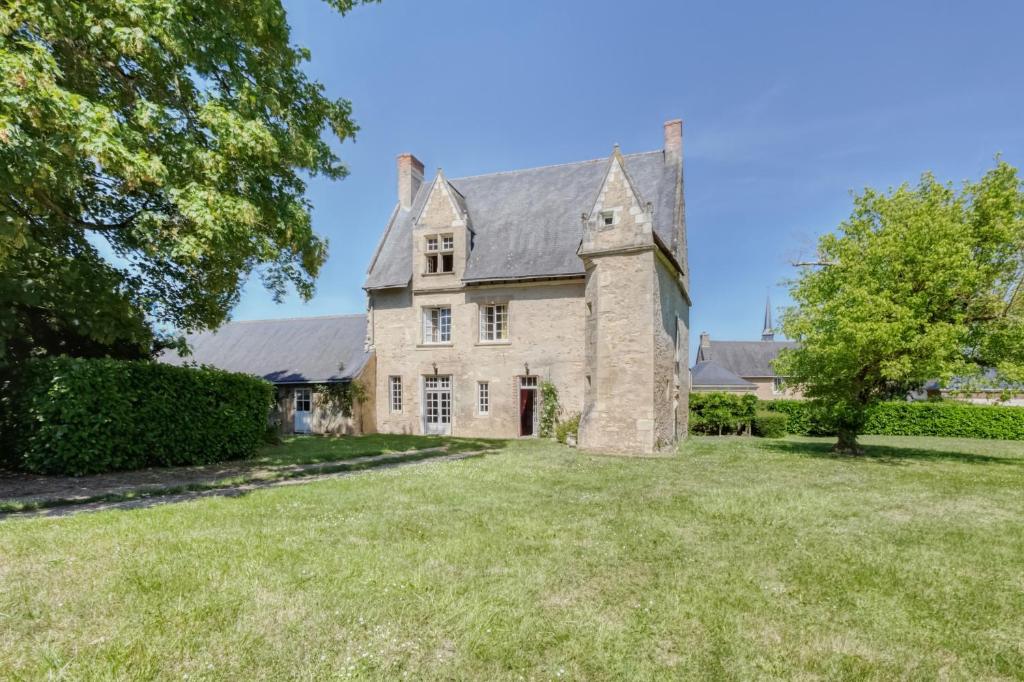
[
  {"left": 777, "top": 161, "right": 1024, "bottom": 453},
  {"left": 0, "top": 0, "right": 370, "bottom": 361}
]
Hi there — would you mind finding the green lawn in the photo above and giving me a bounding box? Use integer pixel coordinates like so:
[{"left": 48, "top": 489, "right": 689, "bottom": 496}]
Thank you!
[
  {"left": 250, "top": 433, "right": 507, "bottom": 466},
  {"left": 1, "top": 435, "right": 1022, "bottom": 679}
]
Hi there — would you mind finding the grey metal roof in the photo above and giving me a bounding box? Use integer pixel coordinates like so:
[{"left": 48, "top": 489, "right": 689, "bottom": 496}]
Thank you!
[
  {"left": 365, "top": 149, "right": 681, "bottom": 289},
  {"left": 698, "top": 340, "right": 798, "bottom": 378},
  {"left": 690, "top": 360, "right": 756, "bottom": 388},
  {"left": 161, "top": 314, "right": 370, "bottom": 384}
]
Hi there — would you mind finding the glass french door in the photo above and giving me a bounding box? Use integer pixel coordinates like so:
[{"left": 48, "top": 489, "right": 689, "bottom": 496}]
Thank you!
[{"left": 423, "top": 376, "right": 452, "bottom": 435}]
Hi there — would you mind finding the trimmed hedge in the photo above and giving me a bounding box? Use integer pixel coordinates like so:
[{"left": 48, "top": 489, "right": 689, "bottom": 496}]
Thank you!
[
  {"left": 762, "top": 399, "right": 1024, "bottom": 441},
  {"left": 2, "top": 357, "right": 274, "bottom": 475},
  {"left": 753, "top": 411, "right": 788, "bottom": 438}
]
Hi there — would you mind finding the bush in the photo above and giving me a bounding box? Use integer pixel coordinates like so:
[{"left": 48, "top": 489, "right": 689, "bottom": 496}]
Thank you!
[
  {"left": 761, "top": 399, "right": 1024, "bottom": 441},
  {"left": 556, "top": 413, "right": 580, "bottom": 445},
  {"left": 753, "top": 411, "right": 788, "bottom": 438},
  {"left": 3, "top": 357, "right": 274, "bottom": 475},
  {"left": 689, "top": 392, "right": 758, "bottom": 435}
]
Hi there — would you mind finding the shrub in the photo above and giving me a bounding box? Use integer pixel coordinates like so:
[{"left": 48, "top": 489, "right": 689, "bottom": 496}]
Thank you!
[
  {"left": 760, "top": 399, "right": 1024, "bottom": 441},
  {"left": 556, "top": 412, "right": 580, "bottom": 445},
  {"left": 689, "top": 392, "right": 758, "bottom": 435},
  {"left": 3, "top": 357, "right": 274, "bottom": 475},
  {"left": 753, "top": 411, "right": 788, "bottom": 438},
  {"left": 760, "top": 400, "right": 834, "bottom": 436}
]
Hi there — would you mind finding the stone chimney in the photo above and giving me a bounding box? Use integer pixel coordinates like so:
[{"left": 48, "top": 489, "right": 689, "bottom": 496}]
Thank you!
[
  {"left": 663, "top": 119, "right": 683, "bottom": 162},
  {"left": 397, "top": 153, "right": 424, "bottom": 210},
  {"left": 698, "top": 331, "right": 711, "bottom": 361}
]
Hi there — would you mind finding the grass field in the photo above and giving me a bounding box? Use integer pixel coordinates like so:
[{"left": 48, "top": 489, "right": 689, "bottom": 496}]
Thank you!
[
  {"left": 1, "top": 435, "right": 1022, "bottom": 679},
  {"left": 251, "top": 433, "right": 506, "bottom": 466}
]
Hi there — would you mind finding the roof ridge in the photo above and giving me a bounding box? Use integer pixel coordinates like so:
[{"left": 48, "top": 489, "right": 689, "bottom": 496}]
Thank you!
[
  {"left": 450, "top": 149, "right": 662, "bottom": 182},
  {"left": 224, "top": 313, "right": 366, "bottom": 325}
]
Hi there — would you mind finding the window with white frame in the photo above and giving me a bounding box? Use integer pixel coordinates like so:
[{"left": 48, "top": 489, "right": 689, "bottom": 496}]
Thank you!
[
  {"left": 424, "top": 234, "right": 454, "bottom": 274},
  {"left": 477, "top": 381, "right": 489, "bottom": 415},
  {"left": 389, "top": 376, "right": 403, "bottom": 412},
  {"left": 773, "top": 377, "right": 785, "bottom": 395},
  {"left": 479, "top": 303, "right": 508, "bottom": 342},
  {"left": 294, "top": 387, "right": 311, "bottom": 412},
  {"left": 422, "top": 306, "right": 452, "bottom": 344}
]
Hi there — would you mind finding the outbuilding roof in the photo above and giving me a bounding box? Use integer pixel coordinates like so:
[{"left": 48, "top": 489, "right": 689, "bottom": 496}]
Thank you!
[
  {"left": 690, "top": 360, "right": 756, "bottom": 389},
  {"left": 697, "top": 340, "right": 798, "bottom": 378},
  {"left": 365, "top": 149, "right": 682, "bottom": 289},
  {"left": 161, "top": 314, "right": 370, "bottom": 384}
]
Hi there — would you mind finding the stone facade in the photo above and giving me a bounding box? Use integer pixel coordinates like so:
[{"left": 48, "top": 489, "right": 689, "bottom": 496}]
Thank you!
[{"left": 364, "top": 121, "right": 691, "bottom": 453}]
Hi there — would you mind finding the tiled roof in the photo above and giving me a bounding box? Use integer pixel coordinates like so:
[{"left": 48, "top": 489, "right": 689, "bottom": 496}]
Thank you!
[
  {"left": 364, "top": 149, "right": 681, "bottom": 289},
  {"left": 698, "top": 340, "right": 798, "bottom": 378},
  {"left": 690, "top": 360, "right": 756, "bottom": 388},
  {"left": 160, "top": 314, "right": 370, "bottom": 384}
]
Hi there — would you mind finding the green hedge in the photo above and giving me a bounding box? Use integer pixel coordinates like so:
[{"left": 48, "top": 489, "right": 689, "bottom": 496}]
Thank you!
[
  {"left": 2, "top": 357, "right": 274, "bottom": 475},
  {"left": 753, "top": 411, "right": 788, "bottom": 438},
  {"left": 689, "top": 392, "right": 758, "bottom": 435},
  {"left": 761, "top": 399, "right": 1024, "bottom": 441}
]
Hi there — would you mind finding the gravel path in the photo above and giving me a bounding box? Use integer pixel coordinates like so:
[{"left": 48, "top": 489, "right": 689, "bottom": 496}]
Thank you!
[
  {"left": 0, "top": 447, "right": 472, "bottom": 515},
  {"left": 2, "top": 450, "right": 486, "bottom": 519}
]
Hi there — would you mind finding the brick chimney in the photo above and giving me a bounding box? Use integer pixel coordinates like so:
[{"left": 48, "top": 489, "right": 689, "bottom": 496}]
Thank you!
[
  {"left": 664, "top": 119, "right": 682, "bottom": 162},
  {"left": 397, "top": 153, "right": 424, "bottom": 210}
]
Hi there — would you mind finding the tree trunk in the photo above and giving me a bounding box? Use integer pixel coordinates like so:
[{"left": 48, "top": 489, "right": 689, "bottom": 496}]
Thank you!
[{"left": 834, "top": 426, "right": 864, "bottom": 454}]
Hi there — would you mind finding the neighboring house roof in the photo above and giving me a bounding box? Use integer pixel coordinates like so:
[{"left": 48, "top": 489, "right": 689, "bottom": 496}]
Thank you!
[
  {"left": 690, "top": 360, "right": 756, "bottom": 389},
  {"left": 161, "top": 314, "right": 370, "bottom": 384},
  {"left": 697, "top": 340, "right": 798, "bottom": 378},
  {"left": 364, "top": 149, "right": 681, "bottom": 289}
]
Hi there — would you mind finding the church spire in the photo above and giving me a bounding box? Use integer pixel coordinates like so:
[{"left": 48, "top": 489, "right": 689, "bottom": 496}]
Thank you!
[{"left": 762, "top": 295, "right": 775, "bottom": 341}]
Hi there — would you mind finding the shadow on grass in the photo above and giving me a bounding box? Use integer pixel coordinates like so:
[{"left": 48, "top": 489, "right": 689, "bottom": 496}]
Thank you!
[
  {"left": 759, "top": 438, "right": 1024, "bottom": 467},
  {"left": 252, "top": 433, "right": 511, "bottom": 466},
  {"left": 9, "top": 449, "right": 493, "bottom": 518}
]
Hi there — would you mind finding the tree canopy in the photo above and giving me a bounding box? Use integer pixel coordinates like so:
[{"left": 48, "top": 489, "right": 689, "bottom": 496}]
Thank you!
[
  {"left": 0, "top": 0, "right": 372, "bottom": 361},
  {"left": 777, "top": 161, "right": 1024, "bottom": 452}
]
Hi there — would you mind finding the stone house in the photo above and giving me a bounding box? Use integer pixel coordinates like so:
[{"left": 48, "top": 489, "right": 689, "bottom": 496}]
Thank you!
[
  {"left": 163, "top": 121, "right": 691, "bottom": 453},
  {"left": 163, "top": 315, "right": 375, "bottom": 435},
  {"left": 363, "top": 120, "right": 691, "bottom": 453},
  {"left": 691, "top": 299, "right": 803, "bottom": 400}
]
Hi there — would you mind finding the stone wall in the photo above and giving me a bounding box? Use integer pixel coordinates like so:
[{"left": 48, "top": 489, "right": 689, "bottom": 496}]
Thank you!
[
  {"left": 578, "top": 250, "right": 656, "bottom": 453},
  {"left": 652, "top": 251, "right": 690, "bottom": 448},
  {"left": 369, "top": 280, "right": 586, "bottom": 439},
  {"left": 276, "top": 384, "right": 369, "bottom": 436}
]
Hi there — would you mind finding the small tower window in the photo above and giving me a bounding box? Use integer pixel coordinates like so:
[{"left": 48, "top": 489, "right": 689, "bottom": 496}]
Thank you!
[{"left": 601, "top": 211, "right": 614, "bottom": 227}]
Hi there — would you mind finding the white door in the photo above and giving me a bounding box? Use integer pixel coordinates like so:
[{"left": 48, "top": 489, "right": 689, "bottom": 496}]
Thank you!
[
  {"left": 423, "top": 376, "right": 452, "bottom": 435},
  {"left": 294, "top": 388, "right": 312, "bottom": 433}
]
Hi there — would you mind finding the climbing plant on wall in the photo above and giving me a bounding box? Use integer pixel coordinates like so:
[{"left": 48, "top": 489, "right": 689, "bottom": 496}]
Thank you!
[{"left": 539, "top": 381, "right": 561, "bottom": 438}]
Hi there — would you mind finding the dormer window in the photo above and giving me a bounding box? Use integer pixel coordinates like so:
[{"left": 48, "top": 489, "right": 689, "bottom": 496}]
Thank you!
[
  {"left": 424, "top": 234, "right": 454, "bottom": 274},
  {"left": 601, "top": 211, "right": 614, "bottom": 227}
]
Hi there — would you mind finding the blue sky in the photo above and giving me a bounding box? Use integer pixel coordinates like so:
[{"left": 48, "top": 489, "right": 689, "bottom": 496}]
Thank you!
[{"left": 232, "top": 0, "right": 1024, "bottom": 358}]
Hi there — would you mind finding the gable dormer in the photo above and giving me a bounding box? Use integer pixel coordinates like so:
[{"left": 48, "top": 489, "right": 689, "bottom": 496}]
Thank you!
[
  {"left": 411, "top": 170, "right": 472, "bottom": 291},
  {"left": 578, "top": 146, "right": 655, "bottom": 258}
]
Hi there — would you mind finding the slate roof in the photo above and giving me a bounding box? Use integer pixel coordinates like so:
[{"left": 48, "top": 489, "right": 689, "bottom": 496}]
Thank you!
[
  {"left": 690, "top": 360, "right": 756, "bottom": 389},
  {"left": 365, "top": 149, "right": 681, "bottom": 289},
  {"left": 697, "top": 340, "right": 798, "bottom": 378},
  {"left": 161, "top": 314, "right": 370, "bottom": 384}
]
